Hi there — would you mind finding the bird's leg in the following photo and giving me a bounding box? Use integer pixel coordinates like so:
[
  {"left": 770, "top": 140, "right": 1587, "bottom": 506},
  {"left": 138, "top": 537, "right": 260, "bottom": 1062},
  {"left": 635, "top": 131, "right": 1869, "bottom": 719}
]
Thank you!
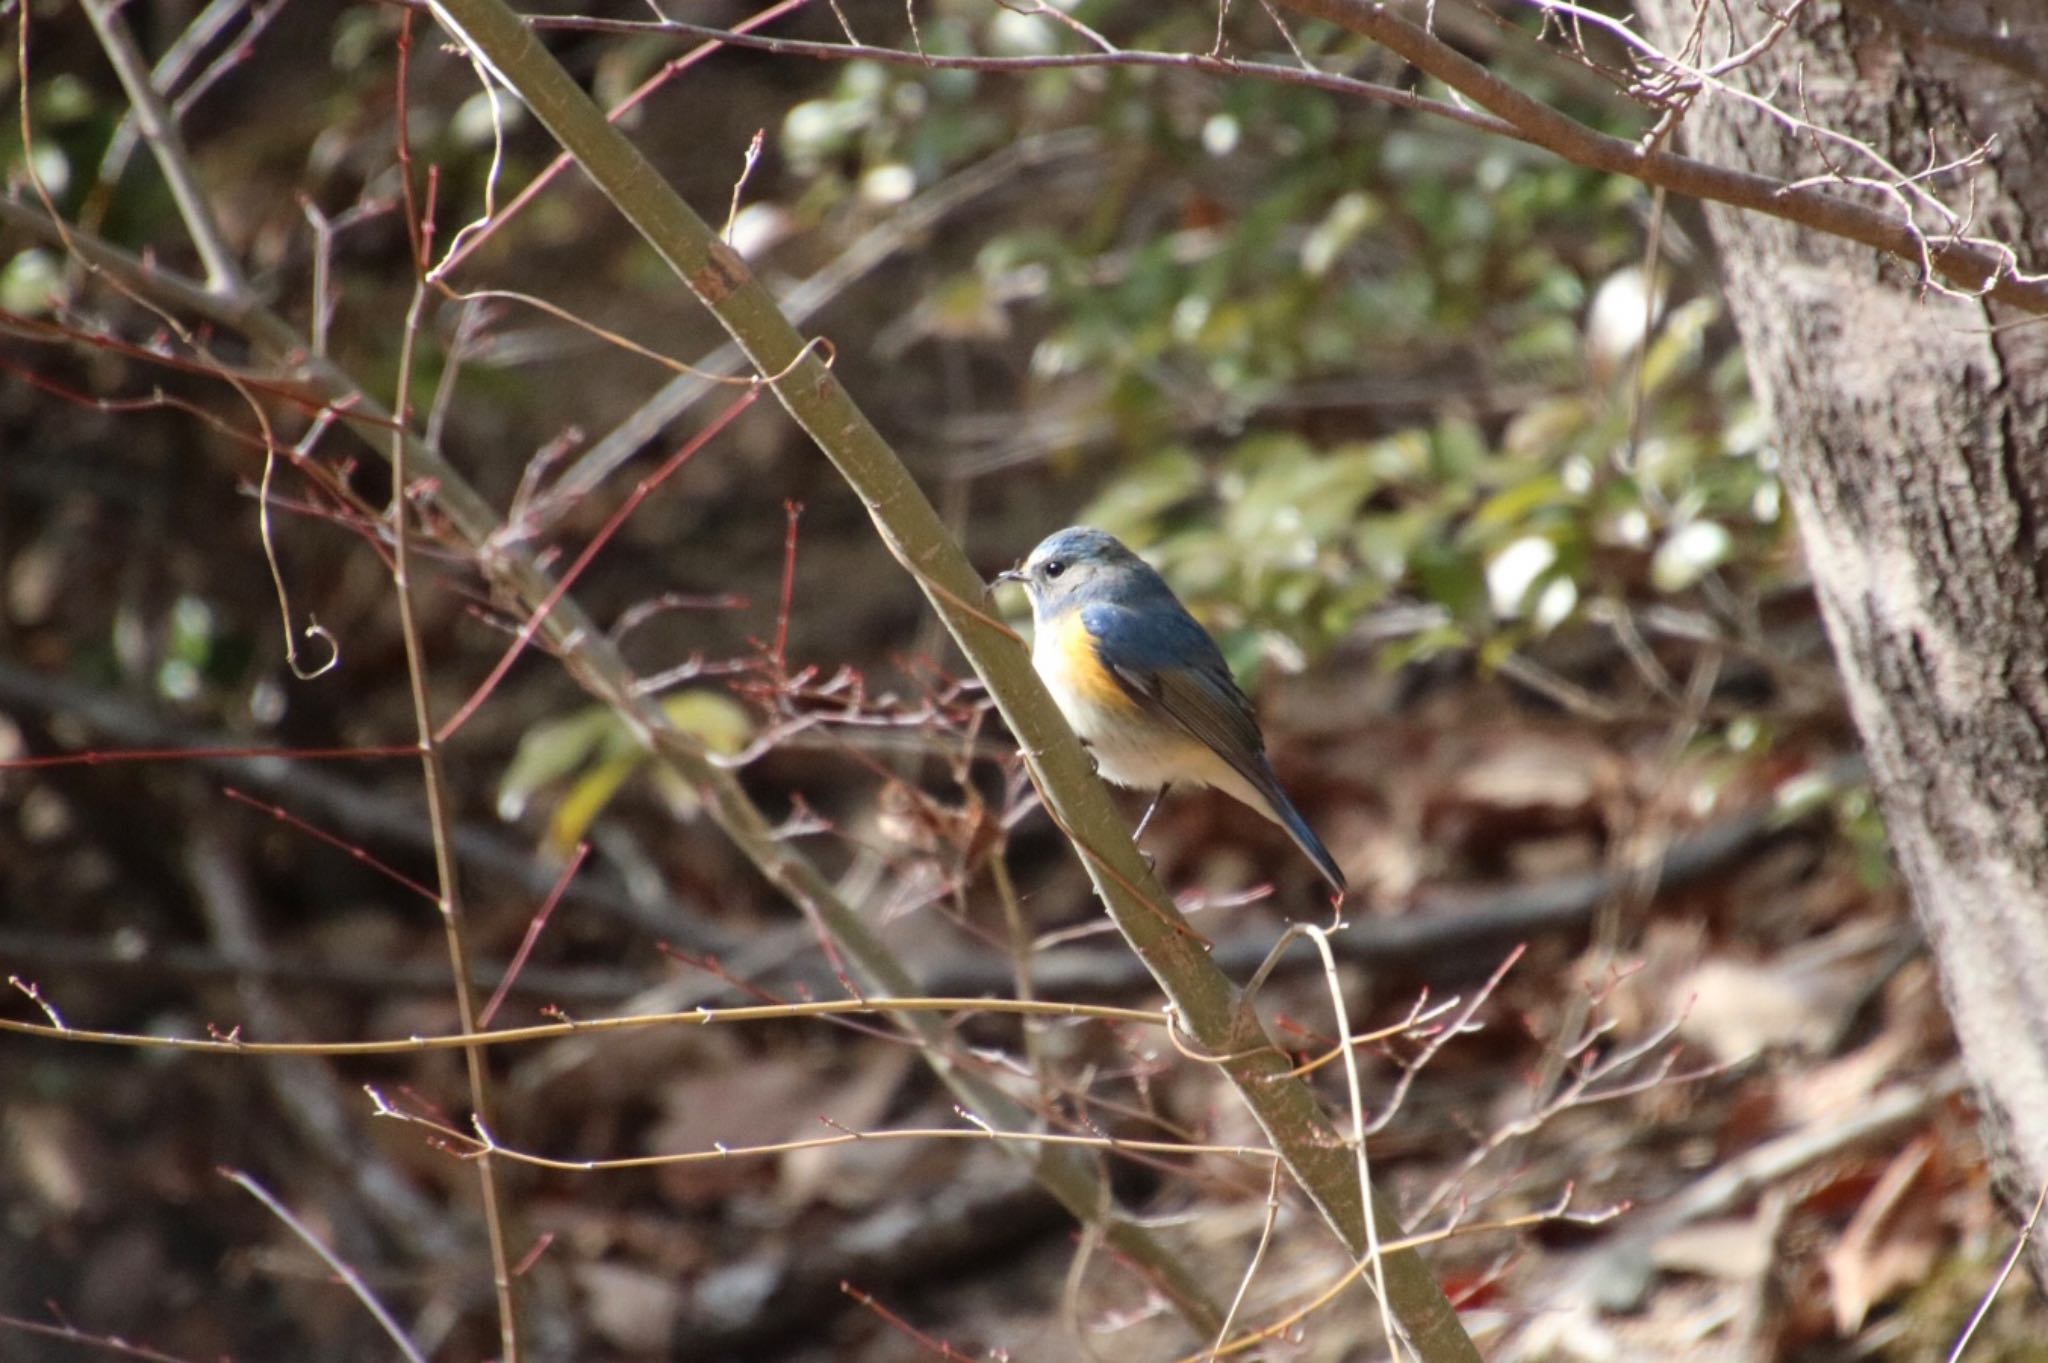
[
  {"left": 1130, "top": 785, "right": 1179, "bottom": 859},
  {"left": 1138, "top": 785, "right": 1171, "bottom": 839}
]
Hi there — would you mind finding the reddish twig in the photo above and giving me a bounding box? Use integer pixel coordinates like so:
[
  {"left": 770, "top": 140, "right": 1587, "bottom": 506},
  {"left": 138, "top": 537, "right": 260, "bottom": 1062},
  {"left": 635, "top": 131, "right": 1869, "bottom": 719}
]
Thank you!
[
  {"left": 772, "top": 499, "right": 803, "bottom": 677},
  {"left": 223, "top": 786, "right": 441, "bottom": 903},
  {"left": 0, "top": 1311, "right": 202, "bottom": 1363},
  {"left": 478, "top": 840, "right": 588, "bottom": 1028},
  {"left": 839, "top": 1282, "right": 982, "bottom": 1361},
  {"left": 0, "top": 743, "right": 414, "bottom": 771},
  {"left": 394, "top": 10, "right": 425, "bottom": 271},
  {"left": 431, "top": 0, "right": 813, "bottom": 278},
  {"left": 435, "top": 386, "right": 761, "bottom": 742}
]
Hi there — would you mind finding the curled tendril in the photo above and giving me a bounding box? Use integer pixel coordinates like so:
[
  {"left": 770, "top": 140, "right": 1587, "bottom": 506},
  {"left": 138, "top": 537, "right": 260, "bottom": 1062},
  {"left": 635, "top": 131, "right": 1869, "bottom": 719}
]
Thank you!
[{"left": 287, "top": 619, "right": 340, "bottom": 681}]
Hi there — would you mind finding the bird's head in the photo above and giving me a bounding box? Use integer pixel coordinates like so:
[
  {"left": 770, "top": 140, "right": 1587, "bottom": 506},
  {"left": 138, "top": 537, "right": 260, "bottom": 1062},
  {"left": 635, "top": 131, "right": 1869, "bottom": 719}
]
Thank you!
[{"left": 995, "top": 526, "right": 1150, "bottom": 617}]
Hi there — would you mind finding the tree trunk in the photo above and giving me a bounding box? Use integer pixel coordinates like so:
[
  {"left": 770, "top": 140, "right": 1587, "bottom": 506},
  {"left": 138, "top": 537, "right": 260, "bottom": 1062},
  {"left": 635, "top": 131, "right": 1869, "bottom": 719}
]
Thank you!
[{"left": 1632, "top": 0, "right": 2048, "bottom": 1241}]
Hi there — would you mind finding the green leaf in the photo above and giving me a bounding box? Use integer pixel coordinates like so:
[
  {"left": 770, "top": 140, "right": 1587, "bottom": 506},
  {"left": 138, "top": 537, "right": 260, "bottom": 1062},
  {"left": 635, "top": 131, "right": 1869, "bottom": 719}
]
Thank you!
[
  {"left": 0, "top": 250, "right": 61, "bottom": 316},
  {"left": 498, "top": 692, "right": 750, "bottom": 847},
  {"left": 1501, "top": 397, "right": 1592, "bottom": 462},
  {"left": 1429, "top": 416, "right": 1491, "bottom": 482},
  {"left": 497, "top": 707, "right": 626, "bottom": 822},
  {"left": 1471, "top": 474, "right": 1575, "bottom": 535},
  {"left": 1079, "top": 448, "right": 1206, "bottom": 533},
  {"left": 661, "top": 691, "right": 752, "bottom": 757},
  {"left": 547, "top": 754, "right": 639, "bottom": 858},
  {"left": 1638, "top": 296, "right": 1719, "bottom": 394},
  {"left": 1412, "top": 541, "right": 1490, "bottom": 623}
]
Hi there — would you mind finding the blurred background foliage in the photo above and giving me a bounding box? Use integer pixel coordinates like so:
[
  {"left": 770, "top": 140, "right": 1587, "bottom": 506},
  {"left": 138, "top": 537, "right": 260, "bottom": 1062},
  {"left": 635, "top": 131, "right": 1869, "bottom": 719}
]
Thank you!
[
  {"left": 0, "top": 0, "right": 1820, "bottom": 875},
  {"left": 2, "top": 0, "right": 1799, "bottom": 736}
]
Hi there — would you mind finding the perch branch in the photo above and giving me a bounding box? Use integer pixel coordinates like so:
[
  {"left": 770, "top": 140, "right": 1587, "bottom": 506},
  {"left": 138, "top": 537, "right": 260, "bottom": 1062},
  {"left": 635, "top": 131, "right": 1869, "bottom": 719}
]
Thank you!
[{"left": 418, "top": 0, "right": 1478, "bottom": 1355}]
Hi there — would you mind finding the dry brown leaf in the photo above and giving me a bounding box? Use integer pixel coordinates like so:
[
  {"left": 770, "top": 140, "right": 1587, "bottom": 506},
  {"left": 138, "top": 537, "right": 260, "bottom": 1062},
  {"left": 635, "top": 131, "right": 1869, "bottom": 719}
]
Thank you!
[
  {"left": 1781, "top": 1029, "right": 1912, "bottom": 1127},
  {"left": 1423, "top": 729, "right": 1620, "bottom": 870},
  {"left": 1443, "top": 731, "right": 1613, "bottom": 817},
  {"left": 1678, "top": 958, "right": 1843, "bottom": 1063},
  {"left": 1677, "top": 920, "right": 1895, "bottom": 1065},
  {"left": 1822, "top": 1134, "right": 1939, "bottom": 1334},
  {"left": 1652, "top": 1212, "right": 1779, "bottom": 1282},
  {"left": 6, "top": 1103, "right": 99, "bottom": 1218},
  {"left": 576, "top": 1260, "right": 686, "bottom": 1353}
]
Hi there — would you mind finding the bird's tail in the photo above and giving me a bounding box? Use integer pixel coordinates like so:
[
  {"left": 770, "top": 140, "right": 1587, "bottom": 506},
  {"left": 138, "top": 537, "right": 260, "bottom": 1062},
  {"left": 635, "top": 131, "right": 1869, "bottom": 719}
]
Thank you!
[{"left": 1249, "top": 764, "right": 1347, "bottom": 901}]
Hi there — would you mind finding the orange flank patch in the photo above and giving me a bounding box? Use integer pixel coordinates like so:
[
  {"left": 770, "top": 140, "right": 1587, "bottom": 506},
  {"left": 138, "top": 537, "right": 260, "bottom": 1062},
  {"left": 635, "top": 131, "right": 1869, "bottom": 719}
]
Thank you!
[{"left": 1048, "top": 611, "right": 1141, "bottom": 714}]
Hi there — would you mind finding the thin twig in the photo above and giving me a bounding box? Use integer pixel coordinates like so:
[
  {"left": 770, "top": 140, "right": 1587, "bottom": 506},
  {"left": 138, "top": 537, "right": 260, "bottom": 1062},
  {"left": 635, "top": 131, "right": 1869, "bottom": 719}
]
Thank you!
[
  {"left": 1208, "top": 1161, "right": 1286, "bottom": 1361},
  {"left": 222, "top": 1169, "right": 430, "bottom": 1363},
  {"left": 0, "top": 997, "right": 1177, "bottom": 1058},
  {"left": 77, "top": 0, "right": 247, "bottom": 294},
  {"left": 989, "top": 841, "right": 1050, "bottom": 1090},
  {"left": 375, "top": 1094, "right": 1278, "bottom": 1170},
  {"left": 389, "top": 258, "right": 523, "bottom": 1357},
  {"left": 1273, "top": 0, "right": 2045, "bottom": 308},
  {"left": 429, "top": 0, "right": 813, "bottom": 279},
  {"left": 561, "top": 128, "right": 1103, "bottom": 503},
  {"left": 0, "top": 1313, "right": 204, "bottom": 1363},
  {"left": 4, "top": 126, "right": 1229, "bottom": 1355},
  {"left": 79, "top": 0, "right": 264, "bottom": 232},
  {"left": 488, "top": 10, "right": 1516, "bottom": 135},
  {"left": 479, "top": 841, "right": 589, "bottom": 1028},
  {"left": 1301, "top": 923, "right": 1405, "bottom": 1360},
  {"left": 1948, "top": 1175, "right": 2048, "bottom": 1362}
]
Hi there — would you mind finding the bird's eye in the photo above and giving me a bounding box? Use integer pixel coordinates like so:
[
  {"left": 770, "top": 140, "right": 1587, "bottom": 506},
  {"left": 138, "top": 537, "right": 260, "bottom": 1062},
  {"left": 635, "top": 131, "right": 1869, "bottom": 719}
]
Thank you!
[{"left": 1042, "top": 560, "right": 1066, "bottom": 580}]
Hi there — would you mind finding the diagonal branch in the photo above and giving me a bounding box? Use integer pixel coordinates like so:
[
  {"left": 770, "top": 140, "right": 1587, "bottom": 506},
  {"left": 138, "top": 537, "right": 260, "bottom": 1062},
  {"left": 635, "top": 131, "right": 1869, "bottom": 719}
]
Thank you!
[
  {"left": 77, "top": 0, "right": 248, "bottom": 296},
  {"left": 447, "top": 4, "right": 2048, "bottom": 312},
  {"left": 418, "top": 1, "right": 1479, "bottom": 1357},
  {"left": 1274, "top": 0, "right": 2046, "bottom": 309}
]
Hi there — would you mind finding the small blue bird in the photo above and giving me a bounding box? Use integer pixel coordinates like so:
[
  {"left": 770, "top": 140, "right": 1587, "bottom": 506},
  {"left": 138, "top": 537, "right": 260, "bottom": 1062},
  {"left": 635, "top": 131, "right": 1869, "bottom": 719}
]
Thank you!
[{"left": 997, "top": 527, "right": 1347, "bottom": 899}]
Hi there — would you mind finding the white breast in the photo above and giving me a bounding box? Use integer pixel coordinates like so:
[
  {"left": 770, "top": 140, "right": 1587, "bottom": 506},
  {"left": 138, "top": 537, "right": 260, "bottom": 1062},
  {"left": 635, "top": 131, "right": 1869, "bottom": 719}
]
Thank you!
[{"left": 1031, "top": 623, "right": 1270, "bottom": 809}]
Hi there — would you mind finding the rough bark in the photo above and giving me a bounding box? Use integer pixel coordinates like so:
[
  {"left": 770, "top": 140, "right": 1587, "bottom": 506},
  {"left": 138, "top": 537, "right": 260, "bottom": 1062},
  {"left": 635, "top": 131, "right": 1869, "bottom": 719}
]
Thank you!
[{"left": 1632, "top": 0, "right": 2048, "bottom": 1246}]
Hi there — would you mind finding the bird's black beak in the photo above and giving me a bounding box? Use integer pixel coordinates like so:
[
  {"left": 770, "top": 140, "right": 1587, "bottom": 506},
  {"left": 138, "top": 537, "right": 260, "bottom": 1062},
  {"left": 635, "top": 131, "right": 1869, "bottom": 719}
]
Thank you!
[{"left": 994, "top": 567, "right": 1025, "bottom": 585}]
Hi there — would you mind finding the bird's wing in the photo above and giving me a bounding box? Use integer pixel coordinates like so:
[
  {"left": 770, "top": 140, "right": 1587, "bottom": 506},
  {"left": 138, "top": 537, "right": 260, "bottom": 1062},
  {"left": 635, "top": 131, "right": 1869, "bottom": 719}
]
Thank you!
[
  {"left": 1085, "top": 600, "right": 1349, "bottom": 898},
  {"left": 1083, "top": 602, "right": 1269, "bottom": 787}
]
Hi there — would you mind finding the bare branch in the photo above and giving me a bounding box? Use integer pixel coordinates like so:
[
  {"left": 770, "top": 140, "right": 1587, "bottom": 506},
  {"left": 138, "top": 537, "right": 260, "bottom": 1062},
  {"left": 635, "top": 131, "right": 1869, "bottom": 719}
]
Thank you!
[
  {"left": 0, "top": 189, "right": 1229, "bottom": 1333},
  {"left": 432, "top": 3, "right": 2048, "bottom": 311},
  {"left": 1276, "top": 0, "right": 2046, "bottom": 309},
  {"left": 222, "top": 1169, "right": 430, "bottom": 1363},
  {"left": 387, "top": 236, "right": 524, "bottom": 1363},
  {"left": 77, "top": 0, "right": 248, "bottom": 295}
]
